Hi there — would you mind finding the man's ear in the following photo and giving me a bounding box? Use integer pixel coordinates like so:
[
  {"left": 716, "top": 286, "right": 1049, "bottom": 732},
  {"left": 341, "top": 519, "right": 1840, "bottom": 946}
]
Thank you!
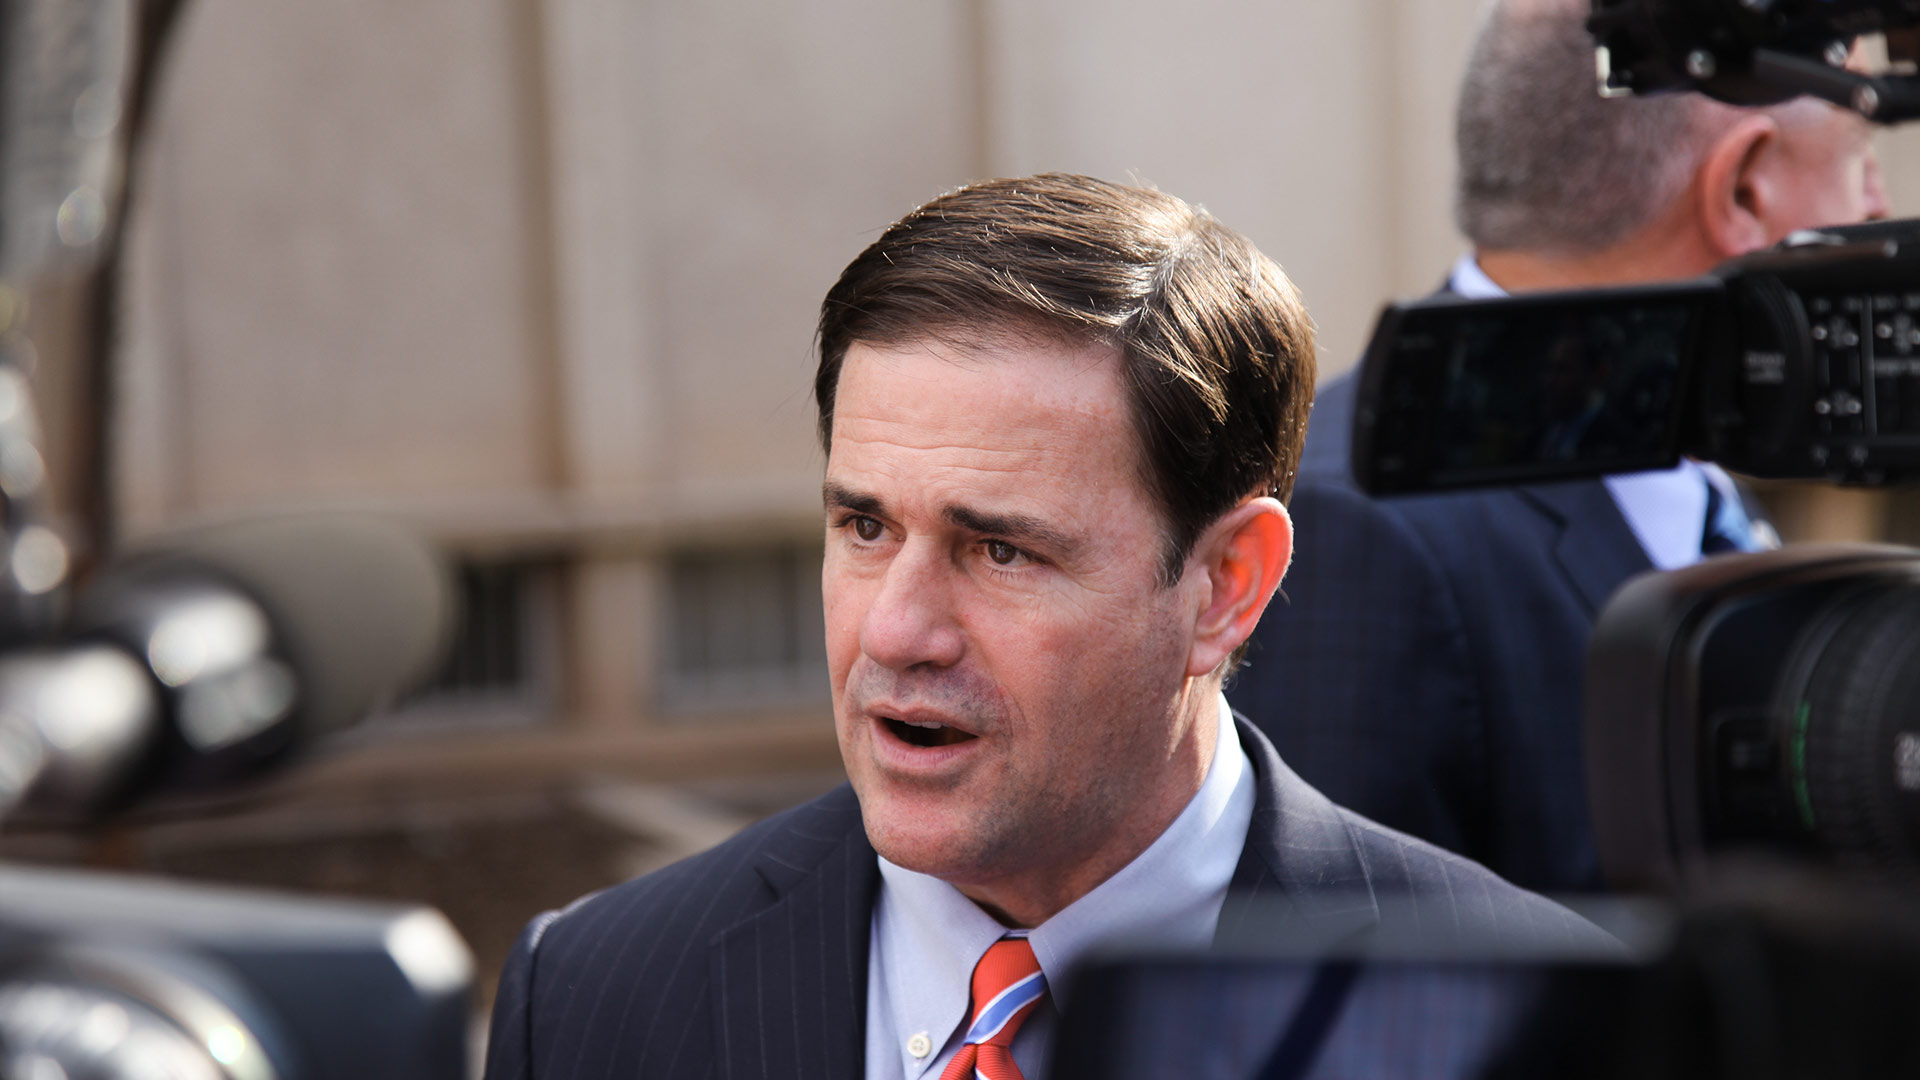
[
  {"left": 1184, "top": 496, "right": 1292, "bottom": 678},
  {"left": 1695, "top": 112, "right": 1782, "bottom": 258}
]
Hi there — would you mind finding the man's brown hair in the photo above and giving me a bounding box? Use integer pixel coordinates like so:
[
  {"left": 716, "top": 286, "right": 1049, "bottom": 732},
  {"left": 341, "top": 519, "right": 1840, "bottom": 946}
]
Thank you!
[{"left": 814, "top": 173, "right": 1315, "bottom": 585}]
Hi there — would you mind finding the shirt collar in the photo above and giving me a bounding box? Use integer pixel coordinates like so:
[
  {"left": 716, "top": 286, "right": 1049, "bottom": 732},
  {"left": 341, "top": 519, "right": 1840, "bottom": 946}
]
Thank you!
[
  {"left": 873, "top": 693, "right": 1255, "bottom": 1078},
  {"left": 1447, "top": 251, "right": 1505, "bottom": 300},
  {"left": 1601, "top": 462, "right": 1708, "bottom": 570}
]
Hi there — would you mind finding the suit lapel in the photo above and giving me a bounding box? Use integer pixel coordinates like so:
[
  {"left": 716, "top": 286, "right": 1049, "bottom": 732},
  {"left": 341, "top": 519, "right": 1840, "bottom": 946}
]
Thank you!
[
  {"left": 1516, "top": 479, "right": 1654, "bottom": 615},
  {"left": 1216, "top": 718, "right": 1380, "bottom": 951},
  {"left": 710, "top": 788, "right": 879, "bottom": 1080},
  {"left": 1431, "top": 272, "right": 1651, "bottom": 614}
]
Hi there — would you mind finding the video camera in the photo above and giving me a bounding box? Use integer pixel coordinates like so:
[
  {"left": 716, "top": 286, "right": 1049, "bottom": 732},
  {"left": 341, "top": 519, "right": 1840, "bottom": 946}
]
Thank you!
[
  {"left": 1353, "top": 0, "right": 1920, "bottom": 893},
  {"left": 1355, "top": 220, "right": 1920, "bottom": 496},
  {"left": 1589, "top": 0, "right": 1920, "bottom": 120}
]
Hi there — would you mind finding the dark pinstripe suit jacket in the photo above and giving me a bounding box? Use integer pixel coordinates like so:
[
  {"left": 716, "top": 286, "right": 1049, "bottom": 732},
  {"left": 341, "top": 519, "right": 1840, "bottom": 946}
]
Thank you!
[
  {"left": 481, "top": 718, "right": 1606, "bottom": 1080},
  {"left": 1228, "top": 371, "right": 1654, "bottom": 894}
]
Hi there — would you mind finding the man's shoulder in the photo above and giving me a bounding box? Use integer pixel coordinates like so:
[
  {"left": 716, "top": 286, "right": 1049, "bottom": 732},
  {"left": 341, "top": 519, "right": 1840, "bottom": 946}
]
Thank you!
[
  {"left": 1233, "top": 719, "right": 1614, "bottom": 952},
  {"left": 525, "top": 784, "right": 870, "bottom": 967},
  {"left": 1338, "top": 807, "right": 1615, "bottom": 950},
  {"left": 483, "top": 785, "right": 874, "bottom": 1079}
]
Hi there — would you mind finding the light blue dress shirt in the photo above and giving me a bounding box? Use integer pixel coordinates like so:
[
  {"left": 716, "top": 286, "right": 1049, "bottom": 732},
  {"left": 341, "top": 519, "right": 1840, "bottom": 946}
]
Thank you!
[
  {"left": 1448, "top": 253, "right": 1754, "bottom": 569},
  {"left": 863, "top": 694, "right": 1256, "bottom": 1080}
]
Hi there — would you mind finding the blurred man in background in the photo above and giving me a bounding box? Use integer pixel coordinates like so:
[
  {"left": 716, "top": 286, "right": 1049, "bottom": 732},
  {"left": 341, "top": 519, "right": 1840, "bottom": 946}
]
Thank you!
[
  {"left": 481, "top": 174, "right": 1606, "bottom": 1080},
  {"left": 1229, "top": 0, "right": 1889, "bottom": 894}
]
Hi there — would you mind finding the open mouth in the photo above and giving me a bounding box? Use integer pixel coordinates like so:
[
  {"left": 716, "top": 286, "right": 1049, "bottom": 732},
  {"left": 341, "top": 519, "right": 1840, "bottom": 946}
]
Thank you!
[{"left": 883, "top": 717, "right": 977, "bottom": 749}]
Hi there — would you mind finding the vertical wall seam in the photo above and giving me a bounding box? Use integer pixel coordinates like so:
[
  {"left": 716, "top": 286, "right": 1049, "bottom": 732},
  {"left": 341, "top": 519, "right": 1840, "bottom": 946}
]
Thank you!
[{"left": 513, "top": 0, "right": 573, "bottom": 493}]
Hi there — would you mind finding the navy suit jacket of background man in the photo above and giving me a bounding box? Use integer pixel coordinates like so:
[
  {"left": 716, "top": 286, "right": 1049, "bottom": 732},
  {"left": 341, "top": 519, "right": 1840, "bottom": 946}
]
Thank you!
[{"left": 1228, "top": 372, "right": 1657, "bottom": 893}]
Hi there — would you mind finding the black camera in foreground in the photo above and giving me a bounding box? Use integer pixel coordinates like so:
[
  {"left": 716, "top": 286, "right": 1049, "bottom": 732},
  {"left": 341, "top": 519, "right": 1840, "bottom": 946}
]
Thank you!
[
  {"left": 1352, "top": 220, "right": 1920, "bottom": 893},
  {"left": 1587, "top": 543, "right": 1920, "bottom": 890},
  {"left": 0, "top": 864, "right": 472, "bottom": 1080},
  {"left": 1353, "top": 218, "right": 1920, "bottom": 496}
]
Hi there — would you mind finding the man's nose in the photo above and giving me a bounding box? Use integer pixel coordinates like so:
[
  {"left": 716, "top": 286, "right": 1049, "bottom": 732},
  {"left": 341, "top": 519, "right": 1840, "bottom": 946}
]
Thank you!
[{"left": 858, "top": 540, "right": 965, "bottom": 672}]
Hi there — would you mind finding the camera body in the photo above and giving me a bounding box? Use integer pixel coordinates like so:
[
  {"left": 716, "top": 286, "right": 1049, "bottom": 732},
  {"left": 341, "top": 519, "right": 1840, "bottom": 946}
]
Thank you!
[
  {"left": 1351, "top": 219, "right": 1920, "bottom": 891},
  {"left": 0, "top": 864, "right": 472, "bottom": 1080},
  {"left": 1585, "top": 543, "right": 1920, "bottom": 891},
  {"left": 1354, "top": 220, "right": 1920, "bottom": 497}
]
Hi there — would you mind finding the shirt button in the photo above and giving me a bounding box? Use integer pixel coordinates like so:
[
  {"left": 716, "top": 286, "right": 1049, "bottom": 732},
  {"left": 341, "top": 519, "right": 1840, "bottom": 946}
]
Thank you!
[{"left": 907, "top": 1032, "right": 932, "bottom": 1058}]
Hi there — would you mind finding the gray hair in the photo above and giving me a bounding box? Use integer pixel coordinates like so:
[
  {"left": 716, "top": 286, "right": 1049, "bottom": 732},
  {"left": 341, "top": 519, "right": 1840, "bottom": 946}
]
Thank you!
[{"left": 1454, "top": 0, "right": 1718, "bottom": 254}]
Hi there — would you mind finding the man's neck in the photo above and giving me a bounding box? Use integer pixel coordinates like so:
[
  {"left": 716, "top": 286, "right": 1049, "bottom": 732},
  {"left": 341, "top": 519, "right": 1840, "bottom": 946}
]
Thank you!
[{"left": 1473, "top": 209, "right": 1719, "bottom": 294}]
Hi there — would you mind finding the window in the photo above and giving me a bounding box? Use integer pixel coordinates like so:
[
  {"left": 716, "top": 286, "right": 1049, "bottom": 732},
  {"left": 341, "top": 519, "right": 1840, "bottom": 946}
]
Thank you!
[
  {"left": 662, "top": 542, "right": 827, "bottom": 713},
  {"left": 353, "top": 558, "right": 562, "bottom": 735}
]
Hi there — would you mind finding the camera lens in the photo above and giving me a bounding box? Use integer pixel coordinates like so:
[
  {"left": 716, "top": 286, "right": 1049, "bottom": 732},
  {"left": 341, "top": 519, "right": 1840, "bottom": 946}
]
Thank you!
[{"left": 1786, "top": 580, "right": 1920, "bottom": 877}]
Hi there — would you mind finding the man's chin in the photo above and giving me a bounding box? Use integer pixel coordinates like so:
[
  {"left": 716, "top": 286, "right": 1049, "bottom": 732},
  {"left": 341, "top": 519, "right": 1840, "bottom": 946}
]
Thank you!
[{"left": 857, "top": 799, "right": 997, "bottom": 881}]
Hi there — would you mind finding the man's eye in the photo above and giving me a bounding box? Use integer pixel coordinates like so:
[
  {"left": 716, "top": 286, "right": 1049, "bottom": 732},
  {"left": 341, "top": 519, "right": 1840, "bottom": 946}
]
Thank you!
[
  {"left": 852, "top": 516, "right": 884, "bottom": 542},
  {"left": 986, "top": 540, "right": 1021, "bottom": 565}
]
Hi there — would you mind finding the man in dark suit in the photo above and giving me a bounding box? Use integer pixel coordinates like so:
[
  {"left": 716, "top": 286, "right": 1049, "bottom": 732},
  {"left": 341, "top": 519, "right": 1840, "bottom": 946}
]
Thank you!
[
  {"left": 1228, "top": 0, "right": 1889, "bottom": 894},
  {"left": 483, "top": 174, "right": 1610, "bottom": 1080}
]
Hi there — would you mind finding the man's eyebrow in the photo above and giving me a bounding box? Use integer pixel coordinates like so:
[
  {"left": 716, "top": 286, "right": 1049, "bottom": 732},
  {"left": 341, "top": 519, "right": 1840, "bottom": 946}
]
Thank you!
[
  {"left": 945, "top": 504, "right": 1079, "bottom": 555},
  {"left": 822, "top": 481, "right": 883, "bottom": 516}
]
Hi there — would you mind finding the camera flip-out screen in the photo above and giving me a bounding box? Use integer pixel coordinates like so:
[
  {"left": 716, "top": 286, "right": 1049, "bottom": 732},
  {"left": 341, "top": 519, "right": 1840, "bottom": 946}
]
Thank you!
[{"left": 1353, "top": 284, "right": 1720, "bottom": 495}]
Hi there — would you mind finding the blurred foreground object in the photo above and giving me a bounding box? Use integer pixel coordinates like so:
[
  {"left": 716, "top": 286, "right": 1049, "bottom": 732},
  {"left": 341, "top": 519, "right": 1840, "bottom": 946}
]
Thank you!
[
  {"left": 0, "top": 0, "right": 130, "bottom": 281},
  {"left": 0, "top": 509, "right": 466, "bottom": 1080},
  {"left": 1354, "top": 220, "right": 1920, "bottom": 495},
  {"left": 1587, "top": 543, "right": 1920, "bottom": 891},
  {"left": 0, "top": 0, "right": 137, "bottom": 634},
  {"left": 0, "top": 512, "right": 464, "bottom": 1080},
  {"left": 0, "top": 6, "right": 475, "bottom": 1079},
  {"left": 0, "top": 512, "right": 454, "bottom": 823},
  {"left": 0, "top": 863, "right": 472, "bottom": 1080},
  {"left": 1590, "top": 0, "right": 1920, "bottom": 121},
  {"left": 1053, "top": 873, "right": 1920, "bottom": 1079}
]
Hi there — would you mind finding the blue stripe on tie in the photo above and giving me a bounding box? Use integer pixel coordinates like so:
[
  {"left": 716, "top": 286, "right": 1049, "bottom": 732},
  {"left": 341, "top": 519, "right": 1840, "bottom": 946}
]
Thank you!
[
  {"left": 964, "top": 971, "right": 1047, "bottom": 1044},
  {"left": 1702, "top": 481, "right": 1760, "bottom": 554}
]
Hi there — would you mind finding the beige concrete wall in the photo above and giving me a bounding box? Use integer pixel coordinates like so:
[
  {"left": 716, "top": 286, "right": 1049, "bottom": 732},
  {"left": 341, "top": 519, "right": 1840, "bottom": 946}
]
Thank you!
[
  {"left": 116, "top": 0, "right": 1504, "bottom": 536},
  {"left": 613, "top": 1, "right": 977, "bottom": 501},
  {"left": 105, "top": 2, "right": 1920, "bottom": 725},
  {"left": 105, "top": 3, "right": 1920, "bottom": 532},
  {"left": 983, "top": 0, "right": 1487, "bottom": 374},
  {"left": 118, "top": 0, "right": 562, "bottom": 536}
]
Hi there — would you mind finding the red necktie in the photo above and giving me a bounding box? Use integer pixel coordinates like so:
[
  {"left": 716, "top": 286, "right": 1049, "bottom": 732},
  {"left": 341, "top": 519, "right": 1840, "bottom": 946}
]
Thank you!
[{"left": 939, "top": 936, "right": 1048, "bottom": 1080}]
